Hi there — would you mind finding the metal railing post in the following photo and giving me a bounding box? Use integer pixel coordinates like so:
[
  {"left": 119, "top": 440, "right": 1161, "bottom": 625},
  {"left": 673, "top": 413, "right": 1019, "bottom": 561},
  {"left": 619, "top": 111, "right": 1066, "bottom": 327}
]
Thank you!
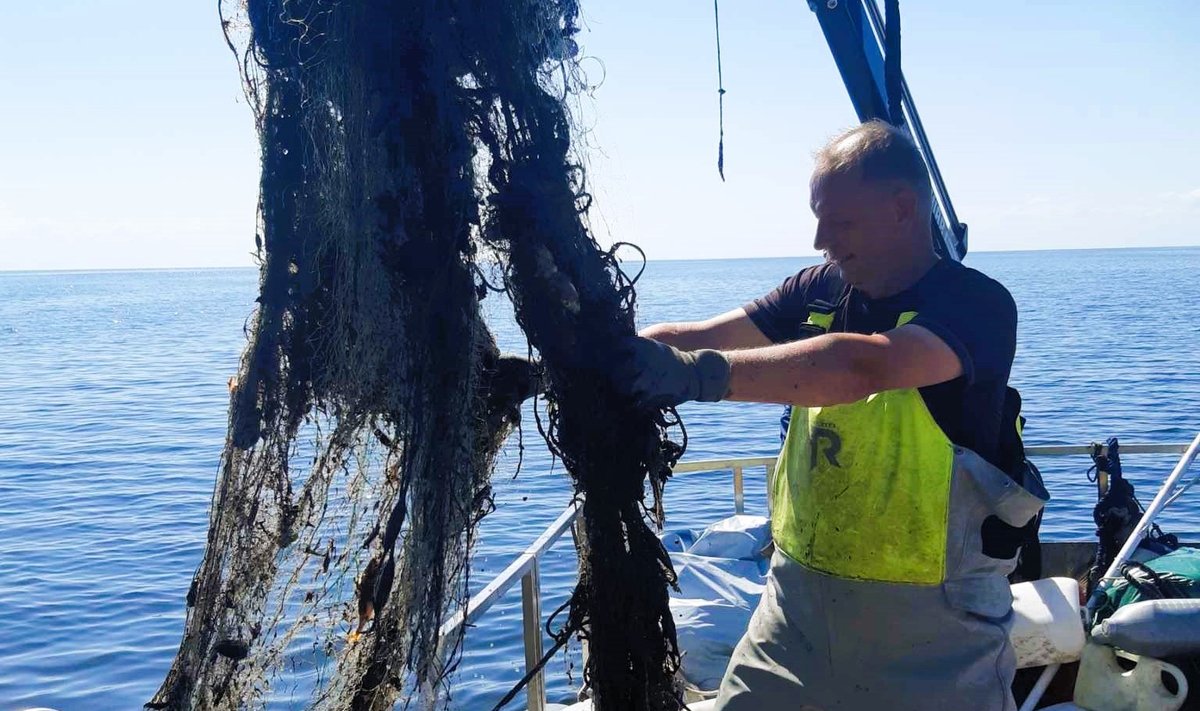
[
  {"left": 765, "top": 461, "right": 776, "bottom": 517},
  {"left": 521, "top": 558, "right": 546, "bottom": 711},
  {"left": 732, "top": 466, "right": 745, "bottom": 514}
]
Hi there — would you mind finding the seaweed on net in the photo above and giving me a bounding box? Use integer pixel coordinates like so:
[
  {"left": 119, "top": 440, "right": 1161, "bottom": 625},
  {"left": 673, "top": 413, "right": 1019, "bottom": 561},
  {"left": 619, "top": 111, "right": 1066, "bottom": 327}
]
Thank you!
[
  {"left": 463, "top": 2, "right": 687, "bottom": 707},
  {"left": 150, "top": 1, "right": 684, "bottom": 709},
  {"left": 150, "top": 1, "right": 513, "bottom": 708}
]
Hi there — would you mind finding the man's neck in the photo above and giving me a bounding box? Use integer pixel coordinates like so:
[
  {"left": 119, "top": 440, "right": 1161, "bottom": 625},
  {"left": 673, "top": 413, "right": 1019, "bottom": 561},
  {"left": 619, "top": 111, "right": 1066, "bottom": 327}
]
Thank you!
[{"left": 862, "top": 245, "right": 940, "bottom": 299}]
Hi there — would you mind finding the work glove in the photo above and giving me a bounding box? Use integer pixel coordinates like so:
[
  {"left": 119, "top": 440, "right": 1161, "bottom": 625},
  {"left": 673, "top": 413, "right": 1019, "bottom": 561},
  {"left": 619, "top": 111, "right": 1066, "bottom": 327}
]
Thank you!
[
  {"left": 613, "top": 336, "right": 731, "bottom": 409},
  {"left": 483, "top": 354, "right": 545, "bottom": 423}
]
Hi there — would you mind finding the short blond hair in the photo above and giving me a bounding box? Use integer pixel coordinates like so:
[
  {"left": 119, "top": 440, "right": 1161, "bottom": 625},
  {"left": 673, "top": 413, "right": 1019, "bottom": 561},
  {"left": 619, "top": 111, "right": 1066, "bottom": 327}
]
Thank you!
[{"left": 813, "top": 120, "right": 931, "bottom": 207}]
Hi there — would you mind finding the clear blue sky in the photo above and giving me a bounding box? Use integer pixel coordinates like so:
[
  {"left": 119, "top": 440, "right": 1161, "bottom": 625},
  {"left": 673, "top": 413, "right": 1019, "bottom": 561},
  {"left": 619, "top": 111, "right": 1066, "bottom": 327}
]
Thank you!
[{"left": 2, "top": 0, "right": 1197, "bottom": 270}]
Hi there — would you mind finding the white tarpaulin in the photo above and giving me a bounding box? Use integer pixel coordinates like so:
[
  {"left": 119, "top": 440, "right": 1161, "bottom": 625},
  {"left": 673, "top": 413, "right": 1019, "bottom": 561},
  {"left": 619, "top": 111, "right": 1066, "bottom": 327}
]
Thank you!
[{"left": 663, "top": 515, "right": 771, "bottom": 691}]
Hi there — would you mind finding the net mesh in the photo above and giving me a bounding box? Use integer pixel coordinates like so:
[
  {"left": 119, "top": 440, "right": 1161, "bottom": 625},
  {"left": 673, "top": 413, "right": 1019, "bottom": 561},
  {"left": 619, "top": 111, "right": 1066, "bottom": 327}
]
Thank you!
[{"left": 149, "top": 1, "right": 684, "bottom": 709}]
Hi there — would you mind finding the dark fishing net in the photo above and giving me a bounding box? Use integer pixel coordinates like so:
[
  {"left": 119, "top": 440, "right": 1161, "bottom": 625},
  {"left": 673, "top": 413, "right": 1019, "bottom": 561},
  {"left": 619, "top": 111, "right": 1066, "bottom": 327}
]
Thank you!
[
  {"left": 150, "top": 1, "right": 684, "bottom": 709},
  {"left": 467, "top": 5, "right": 686, "bottom": 707}
]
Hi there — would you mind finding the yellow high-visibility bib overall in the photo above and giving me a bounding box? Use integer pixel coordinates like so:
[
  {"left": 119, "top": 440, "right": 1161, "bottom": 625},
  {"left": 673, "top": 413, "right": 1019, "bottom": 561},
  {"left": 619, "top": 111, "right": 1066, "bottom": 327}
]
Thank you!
[{"left": 716, "top": 311, "right": 1048, "bottom": 710}]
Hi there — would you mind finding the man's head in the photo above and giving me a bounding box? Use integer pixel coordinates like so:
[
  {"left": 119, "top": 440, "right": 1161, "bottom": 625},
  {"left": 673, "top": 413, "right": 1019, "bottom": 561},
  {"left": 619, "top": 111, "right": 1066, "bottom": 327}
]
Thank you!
[{"left": 810, "top": 120, "right": 934, "bottom": 297}]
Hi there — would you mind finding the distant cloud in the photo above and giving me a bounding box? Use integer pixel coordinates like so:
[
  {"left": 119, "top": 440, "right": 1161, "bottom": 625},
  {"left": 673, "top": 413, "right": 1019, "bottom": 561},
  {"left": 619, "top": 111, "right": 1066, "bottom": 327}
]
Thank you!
[
  {"left": 1158, "top": 188, "right": 1200, "bottom": 206},
  {"left": 986, "top": 189, "right": 1200, "bottom": 229},
  {"left": 969, "top": 188, "right": 1200, "bottom": 252}
]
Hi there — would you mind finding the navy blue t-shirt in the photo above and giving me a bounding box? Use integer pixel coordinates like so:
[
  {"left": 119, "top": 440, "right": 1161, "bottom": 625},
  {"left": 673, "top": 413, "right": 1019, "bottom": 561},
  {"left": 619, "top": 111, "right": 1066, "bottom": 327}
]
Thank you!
[{"left": 743, "top": 260, "right": 1018, "bottom": 467}]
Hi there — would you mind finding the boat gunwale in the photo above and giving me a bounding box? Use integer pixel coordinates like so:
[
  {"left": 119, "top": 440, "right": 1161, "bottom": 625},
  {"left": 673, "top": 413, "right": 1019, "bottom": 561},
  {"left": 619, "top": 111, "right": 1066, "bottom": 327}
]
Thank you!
[{"left": 447, "top": 442, "right": 1195, "bottom": 709}]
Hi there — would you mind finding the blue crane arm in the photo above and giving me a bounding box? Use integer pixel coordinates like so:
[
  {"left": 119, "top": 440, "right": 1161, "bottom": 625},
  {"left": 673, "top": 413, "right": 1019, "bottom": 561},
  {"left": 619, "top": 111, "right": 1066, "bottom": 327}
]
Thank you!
[{"left": 808, "top": 0, "right": 968, "bottom": 261}]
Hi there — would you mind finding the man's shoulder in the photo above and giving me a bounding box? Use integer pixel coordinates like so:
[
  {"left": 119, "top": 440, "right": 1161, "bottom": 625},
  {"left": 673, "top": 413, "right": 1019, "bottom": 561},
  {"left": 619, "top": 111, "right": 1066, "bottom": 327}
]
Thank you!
[
  {"left": 805, "top": 260, "right": 842, "bottom": 282},
  {"left": 791, "top": 261, "right": 844, "bottom": 302},
  {"left": 758, "top": 261, "right": 841, "bottom": 307},
  {"left": 927, "top": 260, "right": 1016, "bottom": 318},
  {"left": 905, "top": 260, "right": 1016, "bottom": 388},
  {"left": 938, "top": 259, "right": 1010, "bottom": 291},
  {"left": 744, "top": 261, "right": 843, "bottom": 343}
]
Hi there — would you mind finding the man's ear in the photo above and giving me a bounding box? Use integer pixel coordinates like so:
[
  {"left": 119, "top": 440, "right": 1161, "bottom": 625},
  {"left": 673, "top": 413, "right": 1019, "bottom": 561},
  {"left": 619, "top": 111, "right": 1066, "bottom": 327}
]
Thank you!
[{"left": 892, "top": 185, "right": 918, "bottom": 226}]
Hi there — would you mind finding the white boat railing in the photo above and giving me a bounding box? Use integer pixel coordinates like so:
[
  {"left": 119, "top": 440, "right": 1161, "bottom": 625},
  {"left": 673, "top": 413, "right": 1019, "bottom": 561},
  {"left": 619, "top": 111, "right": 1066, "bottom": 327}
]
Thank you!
[{"left": 445, "top": 442, "right": 1193, "bottom": 711}]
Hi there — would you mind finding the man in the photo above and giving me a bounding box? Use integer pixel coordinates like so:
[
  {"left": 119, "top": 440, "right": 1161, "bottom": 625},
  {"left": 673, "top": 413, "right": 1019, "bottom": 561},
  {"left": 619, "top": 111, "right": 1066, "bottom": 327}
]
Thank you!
[{"left": 615, "top": 120, "right": 1047, "bottom": 710}]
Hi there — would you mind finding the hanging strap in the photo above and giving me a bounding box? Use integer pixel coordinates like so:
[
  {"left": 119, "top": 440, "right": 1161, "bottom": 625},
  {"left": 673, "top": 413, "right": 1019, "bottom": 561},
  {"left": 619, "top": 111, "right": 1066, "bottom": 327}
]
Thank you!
[{"left": 713, "top": 0, "right": 727, "bottom": 180}]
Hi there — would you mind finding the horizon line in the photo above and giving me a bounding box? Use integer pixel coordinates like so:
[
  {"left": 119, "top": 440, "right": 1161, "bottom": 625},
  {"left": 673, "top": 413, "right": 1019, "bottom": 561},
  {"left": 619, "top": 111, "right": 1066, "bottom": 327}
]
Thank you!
[{"left": 2, "top": 243, "right": 1197, "bottom": 275}]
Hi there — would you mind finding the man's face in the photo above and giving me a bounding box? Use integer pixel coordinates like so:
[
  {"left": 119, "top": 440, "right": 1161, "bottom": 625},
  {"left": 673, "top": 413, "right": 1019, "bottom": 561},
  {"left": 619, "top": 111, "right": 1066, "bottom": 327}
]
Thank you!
[{"left": 810, "top": 169, "right": 906, "bottom": 293}]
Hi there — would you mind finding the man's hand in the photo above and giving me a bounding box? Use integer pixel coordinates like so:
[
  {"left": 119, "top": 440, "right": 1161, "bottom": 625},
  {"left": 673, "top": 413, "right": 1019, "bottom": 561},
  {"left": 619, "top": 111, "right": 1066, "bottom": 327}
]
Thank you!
[
  {"left": 483, "top": 354, "right": 544, "bottom": 422},
  {"left": 612, "top": 336, "right": 731, "bottom": 409}
]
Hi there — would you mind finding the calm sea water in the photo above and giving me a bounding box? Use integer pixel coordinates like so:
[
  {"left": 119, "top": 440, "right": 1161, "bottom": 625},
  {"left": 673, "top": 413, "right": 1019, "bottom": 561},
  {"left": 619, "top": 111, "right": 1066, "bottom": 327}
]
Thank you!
[{"left": 1, "top": 248, "right": 1199, "bottom": 710}]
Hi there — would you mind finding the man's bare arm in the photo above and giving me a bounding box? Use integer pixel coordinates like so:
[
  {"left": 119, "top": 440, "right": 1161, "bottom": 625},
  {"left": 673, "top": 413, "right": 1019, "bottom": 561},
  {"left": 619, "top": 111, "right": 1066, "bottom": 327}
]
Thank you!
[
  {"left": 723, "top": 324, "right": 963, "bottom": 406},
  {"left": 639, "top": 308, "right": 773, "bottom": 351}
]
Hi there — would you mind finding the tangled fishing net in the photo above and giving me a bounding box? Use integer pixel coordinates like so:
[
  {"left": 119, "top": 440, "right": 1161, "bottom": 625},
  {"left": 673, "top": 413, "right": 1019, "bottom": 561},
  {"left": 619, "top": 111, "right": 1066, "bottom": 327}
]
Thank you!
[{"left": 149, "top": 1, "right": 685, "bottom": 709}]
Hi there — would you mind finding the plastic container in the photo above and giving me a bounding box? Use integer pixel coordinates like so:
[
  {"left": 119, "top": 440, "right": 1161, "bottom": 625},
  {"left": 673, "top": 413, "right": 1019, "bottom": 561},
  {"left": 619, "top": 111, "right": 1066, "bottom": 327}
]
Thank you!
[
  {"left": 1072, "top": 641, "right": 1189, "bottom": 711},
  {"left": 1092, "top": 598, "right": 1200, "bottom": 658},
  {"left": 1010, "top": 577, "right": 1087, "bottom": 668}
]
